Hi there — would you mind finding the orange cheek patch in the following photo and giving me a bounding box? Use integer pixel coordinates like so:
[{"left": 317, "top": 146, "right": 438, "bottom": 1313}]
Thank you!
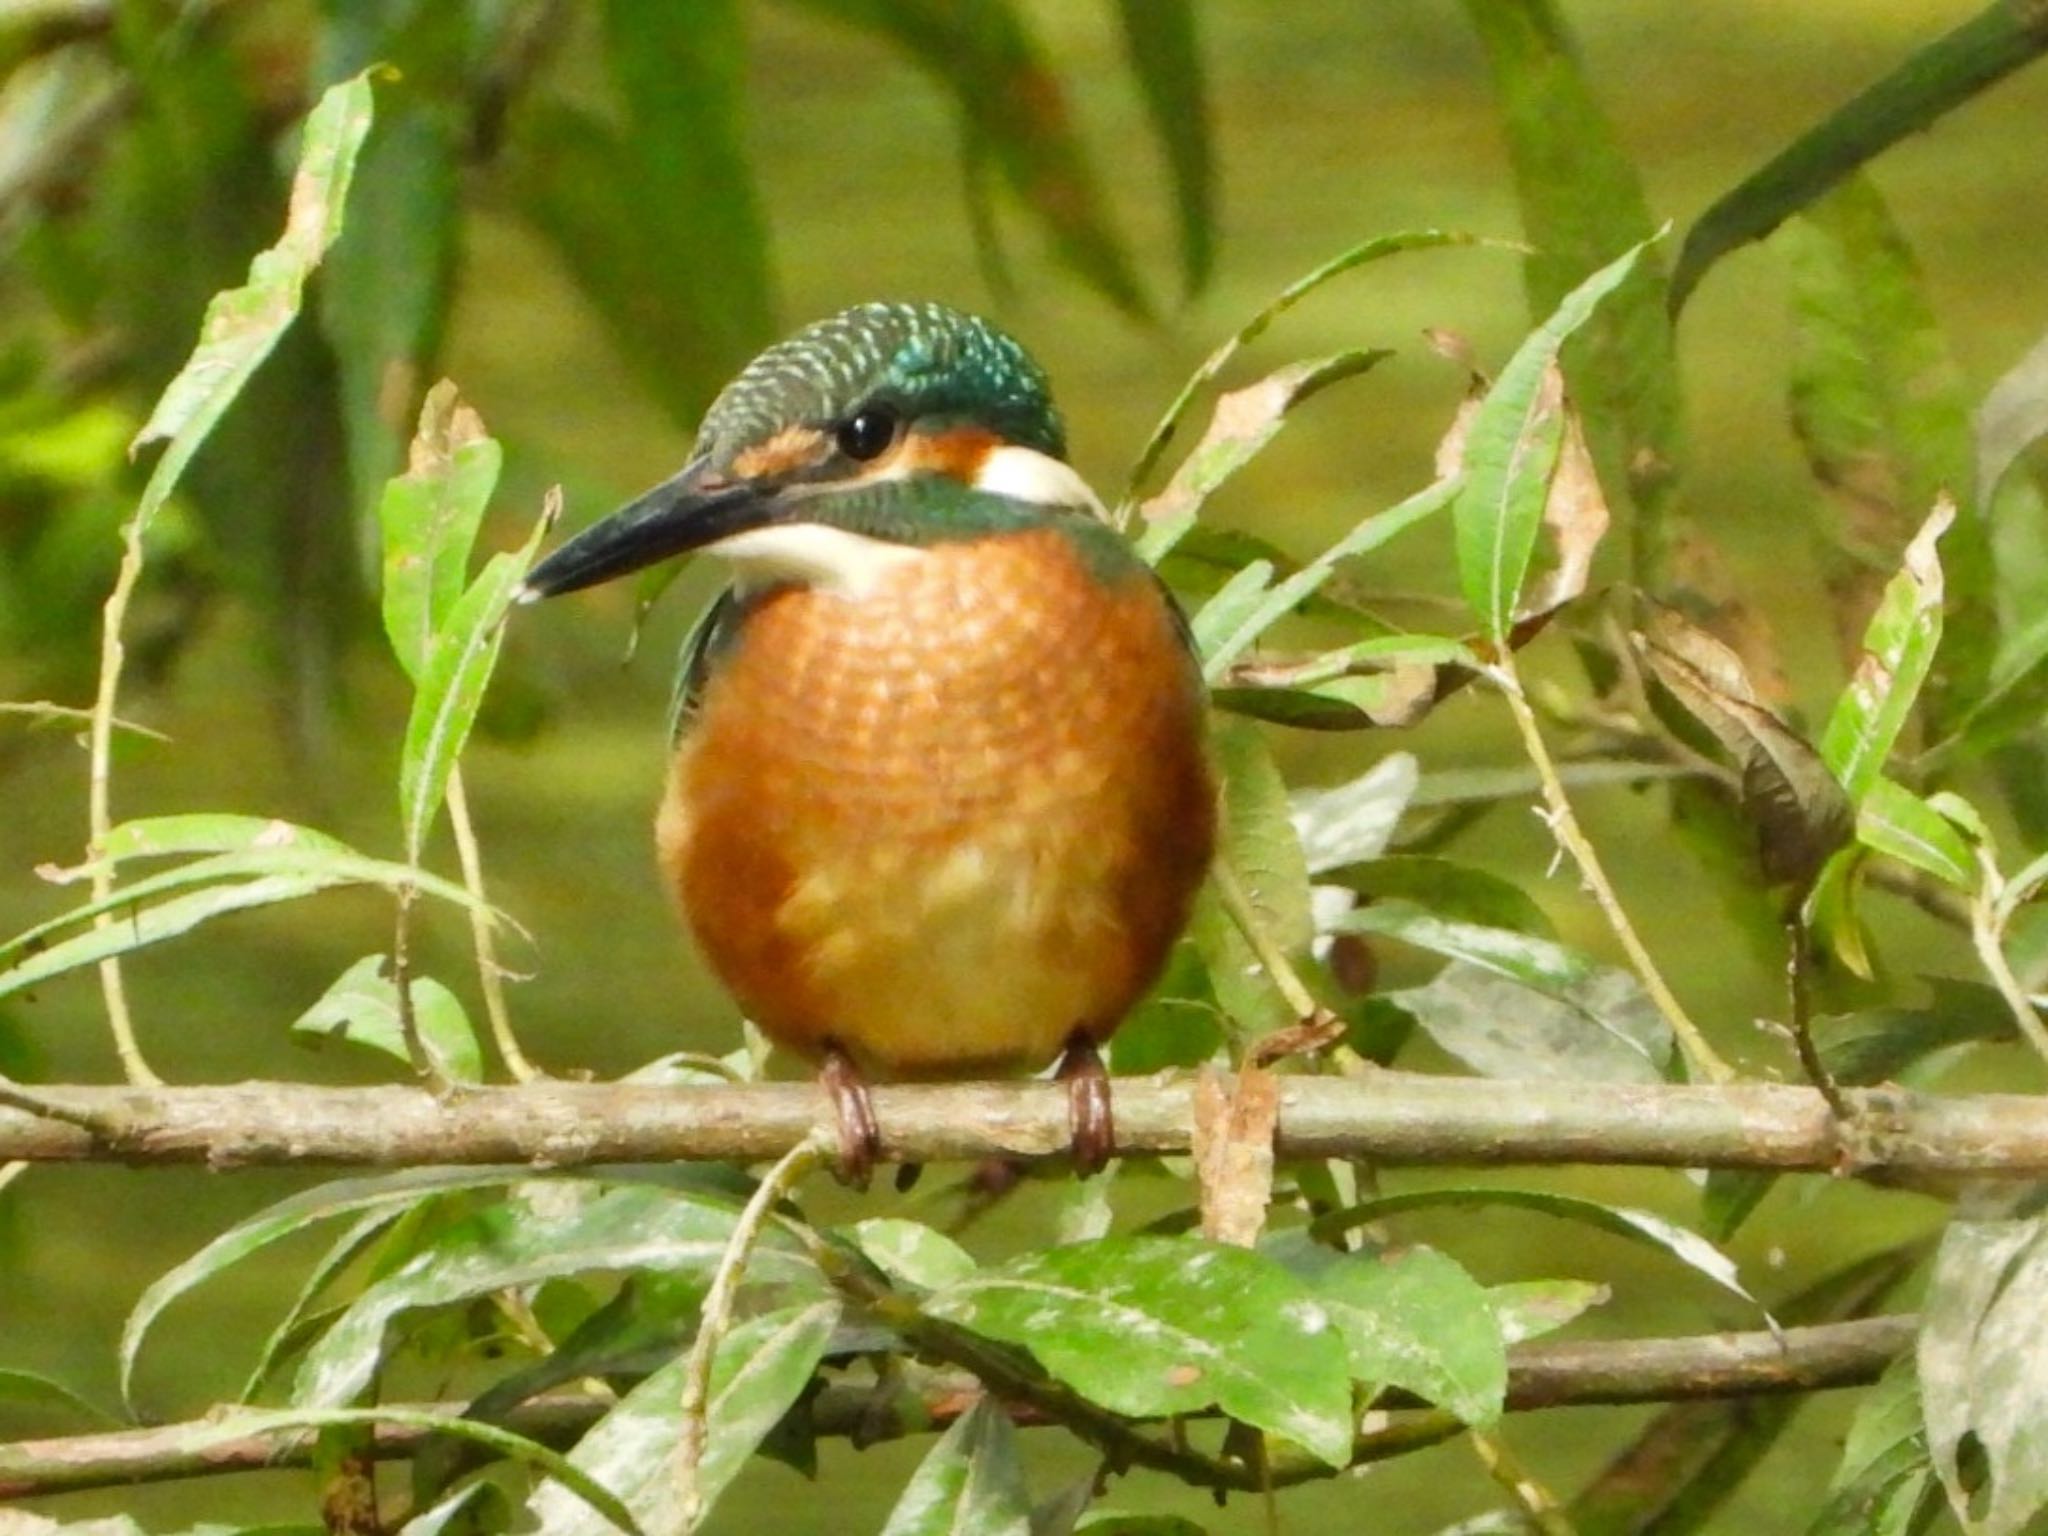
[
  {"left": 731, "top": 426, "right": 831, "bottom": 479},
  {"left": 890, "top": 426, "right": 998, "bottom": 484}
]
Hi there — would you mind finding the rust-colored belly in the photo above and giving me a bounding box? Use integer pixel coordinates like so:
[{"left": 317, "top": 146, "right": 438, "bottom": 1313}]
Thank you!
[{"left": 659, "top": 526, "right": 1214, "bottom": 1077}]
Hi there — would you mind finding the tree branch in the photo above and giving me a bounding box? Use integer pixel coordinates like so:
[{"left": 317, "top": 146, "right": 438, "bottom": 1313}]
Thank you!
[
  {"left": 0, "top": 1075, "right": 2044, "bottom": 1176},
  {"left": 0, "top": 1316, "right": 1913, "bottom": 1501}
]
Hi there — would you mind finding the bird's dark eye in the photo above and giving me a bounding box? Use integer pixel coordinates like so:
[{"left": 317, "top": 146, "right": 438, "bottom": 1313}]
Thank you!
[{"left": 835, "top": 405, "right": 901, "bottom": 462}]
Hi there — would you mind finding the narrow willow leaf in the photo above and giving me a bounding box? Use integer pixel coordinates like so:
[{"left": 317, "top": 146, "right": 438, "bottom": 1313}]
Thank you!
[
  {"left": 290, "top": 954, "right": 482, "bottom": 1084},
  {"left": 1076, "top": 1519, "right": 1212, "bottom": 1536},
  {"left": 1454, "top": 240, "right": 1649, "bottom": 638},
  {"left": 400, "top": 503, "right": 551, "bottom": 857},
  {"left": 379, "top": 382, "right": 502, "bottom": 682},
  {"left": 928, "top": 1235, "right": 1354, "bottom": 1466},
  {"left": 1636, "top": 601, "right": 1854, "bottom": 889},
  {"left": 122, "top": 1167, "right": 558, "bottom": 1405},
  {"left": 243, "top": 1206, "right": 416, "bottom": 1401},
  {"left": 1920, "top": 1187, "right": 2048, "bottom": 1535},
  {"left": 1977, "top": 324, "right": 2048, "bottom": 507},
  {"left": 1191, "top": 719, "right": 1314, "bottom": 1033},
  {"left": 1124, "top": 229, "right": 1486, "bottom": 506},
  {"left": 292, "top": 1183, "right": 813, "bottom": 1408},
  {"left": 1389, "top": 960, "right": 1668, "bottom": 1085},
  {"left": 524, "top": 1300, "right": 839, "bottom": 1536},
  {"left": 1337, "top": 902, "right": 1671, "bottom": 1081},
  {"left": 1782, "top": 173, "right": 1987, "bottom": 727},
  {"left": 1311, "top": 1187, "right": 1765, "bottom": 1317},
  {"left": 0, "top": 847, "right": 495, "bottom": 996},
  {"left": 128, "top": 73, "right": 375, "bottom": 537},
  {"left": 1318, "top": 855, "right": 1552, "bottom": 938},
  {"left": 851, "top": 1218, "right": 977, "bottom": 1292},
  {"left": 1462, "top": 0, "right": 1680, "bottom": 531},
  {"left": 879, "top": 1396, "right": 1031, "bottom": 1536},
  {"left": 1818, "top": 979, "right": 2027, "bottom": 1088},
  {"left": 1143, "top": 350, "right": 1390, "bottom": 557},
  {"left": 788, "top": 0, "right": 1146, "bottom": 318},
  {"left": 1298, "top": 1244, "right": 1508, "bottom": 1425},
  {"left": 1200, "top": 476, "right": 1456, "bottom": 679},
  {"left": 1487, "top": 1279, "right": 1607, "bottom": 1345},
  {"left": 1289, "top": 752, "right": 1420, "bottom": 875},
  {"left": 94, "top": 814, "right": 352, "bottom": 863},
  {"left": 1186, "top": 561, "right": 1275, "bottom": 661},
  {"left": 1857, "top": 777, "right": 1976, "bottom": 889},
  {"left": 1112, "top": 0, "right": 1212, "bottom": 298},
  {"left": 1822, "top": 498, "right": 1953, "bottom": 801},
  {"left": 0, "top": 1366, "right": 120, "bottom": 1428},
  {"left": 1672, "top": 1, "right": 2048, "bottom": 313},
  {"left": 1807, "top": 1357, "right": 1943, "bottom": 1536}
]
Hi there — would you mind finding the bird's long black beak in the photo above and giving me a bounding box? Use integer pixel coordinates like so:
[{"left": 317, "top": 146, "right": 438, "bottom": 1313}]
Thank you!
[{"left": 519, "top": 457, "right": 778, "bottom": 601}]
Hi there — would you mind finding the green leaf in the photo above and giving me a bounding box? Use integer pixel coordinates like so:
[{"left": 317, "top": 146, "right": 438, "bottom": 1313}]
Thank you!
[
  {"left": 1145, "top": 351, "right": 1391, "bottom": 562},
  {"left": 1462, "top": 0, "right": 1680, "bottom": 533},
  {"left": 1857, "top": 777, "right": 1977, "bottom": 889},
  {"left": 880, "top": 1396, "right": 1032, "bottom": 1536},
  {"left": 1318, "top": 854, "right": 1552, "bottom": 938},
  {"left": 1818, "top": 979, "right": 2028, "bottom": 1087},
  {"left": 1920, "top": 1187, "right": 2048, "bottom": 1535},
  {"left": 1311, "top": 1188, "right": 1765, "bottom": 1318},
  {"left": 0, "top": 1367, "right": 120, "bottom": 1429},
  {"left": 789, "top": 0, "right": 1145, "bottom": 318},
  {"left": 1454, "top": 239, "right": 1650, "bottom": 638},
  {"left": 1290, "top": 753, "right": 1420, "bottom": 876},
  {"left": 1782, "top": 172, "right": 1987, "bottom": 731},
  {"left": 927, "top": 1235, "right": 1355, "bottom": 1466},
  {"left": 377, "top": 383, "right": 503, "bottom": 682},
  {"left": 1822, "top": 499, "right": 1953, "bottom": 801},
  {"left": 1199, "top": 475, "right": 1455, "bottom": 680},
  {"left": 400, "top": 508, "right": 550, "bottom": 858},
  {"left": 524, "top": 1300, "right": 840, "bottom": 1536},
  {"left": 851, "top": 1218, "right": 977, "bottom": 1292},
  {"left": 1487, "top": 1279, "right": 1607, "bottom": 1345},
  {"left": 317, "top": 15, "right": 464, "bottom": 520},
  {"left": 1337, "top": 902, "right": 1672, "bottom": 1082},
  {"left": 290, "top": 954, "right": 482, "bottom": 1084},
  {"left": 1190, "top": 719, "right": 1314, "bottom": 1034},
  {"left": 1672, "top": 1, "right": 2048, "bottom": 313},
  {"left": 95, "top": 814, "right": 352, "bottom": 863},
  {"left": 1112, "top": 0, "right": 1212, "bottom": 299},
  {"left": 0, "top": 846, "right": 496, "bottom": 1001},
  {"left": 293, "top": 1183, "right": 813, "bottom": 1408},
  {"left": 1978, "top": 325, "right": 2048, "bottom": 508},
  {"left": 1124, "top": 228, "right": 1487, "bottom": 507},
  {"left": 122, "top": 1167, "right": 565, "bottom": 1407},
  {"left": 1295, "top": 1245, "right": 1508, "bottom": 1425},
  {"left": 1807, "top": 1357, "right": 1944, "bottom": 1536},
  {"left": 1076, "top": 1519, "right": 1212, "bottom": 1536},
  {"left": 127, "top": 72, "right": 376, "bottom": 539}
]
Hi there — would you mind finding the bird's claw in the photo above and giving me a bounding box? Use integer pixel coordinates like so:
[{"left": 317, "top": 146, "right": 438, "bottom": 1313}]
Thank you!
[
  {"left": 820, "top": 1043, "right": 880, "bottom": 1190},
  {"left": 1057, "top": 1031, "right": 1115, "bottom": 1177}
]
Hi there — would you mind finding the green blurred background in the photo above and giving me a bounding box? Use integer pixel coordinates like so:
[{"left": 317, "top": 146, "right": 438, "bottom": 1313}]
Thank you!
[{"left": 2, "top": 1, "right": 2044, "bottom": 1528}]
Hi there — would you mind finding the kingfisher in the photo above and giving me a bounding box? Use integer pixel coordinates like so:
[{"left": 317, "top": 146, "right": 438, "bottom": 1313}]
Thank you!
[{"left": 522, "top": 302, "right": 1216, "bottom": 1185}]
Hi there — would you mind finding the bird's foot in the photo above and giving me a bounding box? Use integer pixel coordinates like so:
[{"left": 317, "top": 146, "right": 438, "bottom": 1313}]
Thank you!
[
  {"left": 1056, "top": 1031, "right": 1115, "bottom": 1177},
  {"left": 819, "top": 1043, "right": 881, "bottom": 1190}
]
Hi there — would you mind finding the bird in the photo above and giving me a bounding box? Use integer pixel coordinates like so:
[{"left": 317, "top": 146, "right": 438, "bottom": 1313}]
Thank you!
[{"left": 521, "top": 301, "right": 1216, "bottom": 1186}]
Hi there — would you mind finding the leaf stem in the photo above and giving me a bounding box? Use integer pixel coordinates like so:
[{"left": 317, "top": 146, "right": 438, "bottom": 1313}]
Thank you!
[
  {"left": 1471, "top": 1429, "right": 1578, "bottom": 1536},
  {"left": 1211, "top": 856, "right": 1324, "bottom": 1025},
  {"left": 444, "top": 768, "right": 538, "bottom": 1082},
  {"left": 676, "top": 1134, "right": 829, "bottom": 1530},
  {"left": 1494, "top": 656, "right": 1734, "bottom": 1083},
  {"left": 1969, "top": 849, "right": 2048, "bottom": 1067}
]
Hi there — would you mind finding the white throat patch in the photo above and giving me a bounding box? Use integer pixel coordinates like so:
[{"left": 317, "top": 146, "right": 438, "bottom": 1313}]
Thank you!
[
  {"left": 709, "top": 522, "right": 924, "bottom": 597},
  {"left": 972, "top": 445, "right": 1107, "bottom": 516}
]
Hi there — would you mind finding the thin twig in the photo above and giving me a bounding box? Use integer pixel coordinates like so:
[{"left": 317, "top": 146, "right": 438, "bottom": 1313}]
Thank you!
[
  {"left": 1472, "top": 1429, "right": 1578, "bottom": 1536},
  {"left": 389, "top": 883, "right": 449, "bottom": 1093},
  {"left": 85, "top": 517, "right": 159, "bottom": 1086},
  {"left": 0, "top": 1315, "right": 1918, "bottom": 1500},
  {"left": 676, "top": 1134, "right": 829, "bottom": 1530},
  {"left": 0, "top": 1077, "right": 122, "bottom": 1138},
  {"left": 445, "top": 767, "right": 538, "bottom": 1082},
  {"left": 1784, "top": 917, "right": 1850, "bottom": 1119},
  {"left": 1493, "top": 656, "right": 1734, "bottom": 1083}
]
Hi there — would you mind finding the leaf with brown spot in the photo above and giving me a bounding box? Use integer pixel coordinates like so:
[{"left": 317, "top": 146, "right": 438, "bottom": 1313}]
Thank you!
[
  {"left": 1634, "top": 602, "right": 1853, "bottom": 890},
  {"left": 1193, "top": 1066, "right": 1279, "bottom": 1249}
]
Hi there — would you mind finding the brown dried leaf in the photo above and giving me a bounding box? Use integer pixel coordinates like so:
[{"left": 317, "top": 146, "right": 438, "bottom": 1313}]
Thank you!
[{"left": 1194, "top": 1065, "right": 1279, "bottom": 1249}]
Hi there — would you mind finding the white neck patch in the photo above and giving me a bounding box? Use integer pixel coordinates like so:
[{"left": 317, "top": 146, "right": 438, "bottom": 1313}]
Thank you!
[
  {"left": 709, "top": 522, "right": 924, "bottom": 598},
  {"left": 972, "top": 444, "right": 1107, "bottom": 516}
]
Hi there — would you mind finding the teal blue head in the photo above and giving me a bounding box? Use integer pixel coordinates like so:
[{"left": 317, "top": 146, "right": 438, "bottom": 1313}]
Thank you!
[{"left": 523, "top": 302, "right": 1092, "bottom": 599}]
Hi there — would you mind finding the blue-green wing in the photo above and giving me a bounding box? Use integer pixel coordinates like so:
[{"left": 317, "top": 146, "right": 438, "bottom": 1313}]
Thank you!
[{"left": 667, "top": 587, "right": 747, "bottom": 743}]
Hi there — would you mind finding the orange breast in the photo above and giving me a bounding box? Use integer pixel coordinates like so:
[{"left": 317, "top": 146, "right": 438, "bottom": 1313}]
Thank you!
[{"left": 658, "top": 525, "right": 1215, "bottom": 1077}]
